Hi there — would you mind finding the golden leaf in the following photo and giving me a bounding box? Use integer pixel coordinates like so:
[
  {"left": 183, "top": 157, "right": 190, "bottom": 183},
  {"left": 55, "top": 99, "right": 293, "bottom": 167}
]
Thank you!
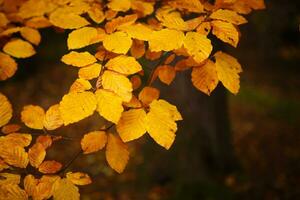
[
  {"left": 138, "top": 86, "right": 160, "bottom": 105},
  {"left": 69, "top": 78, "right": 92, "bottom": 93},
  {"left": 61, "top": 51, "right": 97, "bottom": 67},
  {"left": 102, "top": 70, "right": 133, "bottom": 102},
  {"left": 0, "top": 173, "right": 20, "bottom": 185},
  {"left": 0, "top": 184, "right": 28, "bottom": 200},
  {"left": 117, "top": 109, "right": 147, "bottom": 142},
  {"left": 66, "top": 172, "right": 92, "bottom": 186},
  {"left": 0, "top": 12, "right": 8, "bottom": 27},
  {"left": 156, "top": 9, "right": 187, "bottom": 31},
  {"left": 157, "top": 65, "right": 176, "bottom": 85},
  {"left": 21, "top": 105, "right": 45, "bottom": 130},
  {"left": 88, "top": 4, "right": 105, "bottom": 24},
  {"left": 131, "top": 1, "right": 154, "bottom": 16},
  {"left": 210, "top": 9, "right": 248, "bottom": 25},
  {"left": 146, "top": 100, "right": 182, "bottom": 149},
  {"left": 43, "top": 104, "right": 64, "bottom": 131},
  {"left": 49, "top": 9, "right": 89, "bottom": 29},
  {"left": 78, "top": 63, "right": 101, "bottom": 80},
  {"left": 67, "top": 27, "right": 99, "bottom": 50},
  {"left": 149, "top": 29, "right": 185, "bottom": 52},
  {"left": 81, "top": 131, "right": 107, "bottom": 154},
  {"left": 105, "top": 14, "right": 137, "bottom": 34},
  {"left": 108, "top": 0, "right": 131, "bottom": 12},
  {"left": 214, "top": 51, "right": 242, "bottom": 94},
  {"left": 0, "top": 145, "right": 29, "bottom": 168},
  {"left": 20, "top": 27, "right": 41, "bottom": 45},
  {"left": 106, "top": 55, "right": 142, "bottom": 75},
  {"left": 25, "top": 16, "right": 52, "bottom": 29},
  {"left": 211, "top": 20, "right": 240, "bottom": 47},
  {"left": 59, "top": 92, "right": 97, "bottom": 125},
  {"left": 28, "top": 143, "right": 46, "bottom": 168},
  {"left": 95, "top": 89, "right": 124, "bottom": 123},
  {"left": 33, "top": 175, "right": 60, "bottom": 200},
  {"left": 38, "top": 160, "right": 62, "bottom": 174},
  {"left": 3, "top": 39, "right": 36, "bottom": 58},
  {"left": 18, "top": 0, "right": 56, "bottom": 19},
  {"left": 106, "top": 134, "right": 129, "bottom": 173},
  {"left": 0, "top": 92, "right": 12, "bottom": 127},
  {"left": 191, "top": 60, "right": 219, "bottom": 95},
  {"left": 168, "top": 0, "right": 204, "bottom": 13},
  {"left": 24, "top": 174, "right": 38, "bottom": 197},
  {"left": 53, "top": 178, "right": 79, "bottom": 200},
  {"left": 103, "top": 31, "right": 132, "bottom": 54},
  {"left": 1, "top": 133, "right": 32, "bottom": 148},
  {"left": 0, "top": 52, "right": 17, "bottom": 81},
  {"left": 118, "top": 23, "right": 153, "bottom": 41},
  {"left": 183, "top": 32, "right": 212, "bottom": 63}
]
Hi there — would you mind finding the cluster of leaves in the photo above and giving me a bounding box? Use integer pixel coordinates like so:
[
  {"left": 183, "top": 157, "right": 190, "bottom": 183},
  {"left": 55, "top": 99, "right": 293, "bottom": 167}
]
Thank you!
[{"left": 0, "top": 0, "right": 265, "bottom": 199}]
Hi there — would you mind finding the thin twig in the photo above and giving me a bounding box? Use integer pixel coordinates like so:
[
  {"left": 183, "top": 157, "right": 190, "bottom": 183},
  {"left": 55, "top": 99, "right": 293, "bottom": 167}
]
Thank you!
[{"left": 59, "top": 150, "right": 83, "bottom": 175}]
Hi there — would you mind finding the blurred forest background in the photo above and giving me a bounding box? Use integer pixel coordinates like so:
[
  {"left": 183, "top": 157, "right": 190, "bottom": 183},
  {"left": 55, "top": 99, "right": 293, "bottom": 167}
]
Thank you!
[{"left": 1, "top": 0, "right": 299, "bottom": 199}]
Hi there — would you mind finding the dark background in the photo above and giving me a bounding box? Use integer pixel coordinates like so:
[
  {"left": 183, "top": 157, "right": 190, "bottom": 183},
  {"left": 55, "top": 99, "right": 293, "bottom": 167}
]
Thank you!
[{"left": 1, "top": 1, "right": 299, "bottom": 199}]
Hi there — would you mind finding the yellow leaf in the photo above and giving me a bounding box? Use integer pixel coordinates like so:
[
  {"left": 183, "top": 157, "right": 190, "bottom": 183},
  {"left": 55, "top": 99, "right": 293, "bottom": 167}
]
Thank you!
[
  {"left": 20, "top": 27, "right": 41, "bottom": 45},
  {"left": 183, "top": 32, "right": 212, "bottom": 63},
  {"left": 59, "top": 92, "right": 97, "bottom": 125},
  {"left": 0, "top": 159, "right": 9, "bottom": 172},
  {"left": 3, "top": 39, "right": 36, "bottom": 58},
  {"left": 117, "top": 109, "right": 147, "bottom": 142},
  {"left": 61, "top": 51, "right": 97, "bottom": 67},
  {"left": 108, "top": 0, "right": 131, "bottom": 12},
  {"left": 192, "top": 60, "right": 219, "bottom": 95},
  {"left": 24, "top": 174, "right": 38, "bottom": 197},
  {"left": 138, "top": 86, "right": 160, "bottom": 105},
  {"left": 81, "top": 131, "right": 107, "bottom": 154},
  {"left": 211, "top": 20, "right": 240, "bottom": 47},
  {"left": 210, "top": 9, "right": 248, "bottom": 25},
  {"left": 118, "top": 23, "right": 153, "bottom": 41},
  {"left": 156, "top": 9, "right": 187, "bottom": 31},
  {"left": 78, "top": 63, "right": 101, "bottom": 80},
  {"left": 43, "top": 104, "right": 64, "bottom": 131},
  {"left": 103, "top": 31, "right": 132, "bottom": 54},
  {"left": 1, "top": 133, "right": 32, "bottom": 148},
  {"left": 33, "top": 175, "right": 59, "bottom": 200},
  {"left": 214, "top": 51, "right": 242, "bottom": 94},
  {"left": 149, "top": 29, "right": 185, "bottom": 52},
  {"left": 0, "top": 184, "right": 28, "bottom": 200},
  {"left": 88, "top": 4, "right": 105, "bottom": 24},
  {"left": 66, "top": 172, "right": 92, "bottom": 186},
  {"left": 25, "top": 16, "right": 52, "bottom": 29},
  {"left": 106, "top": 134, "right": 129, "bottom": 173},
  {"left": 102, "top": 70, "right": 133, "bottom": 102},
  {"left": 105, "top": 14, "right": 137, "bottom": 34},
  {"left": 67, "top": 27, "right": 99, "bottom": 50},
  {"left": 38, "top": 160, "right": 62, "bottom": 174},
  {"left": 106, "top": 55, "right": 142, "bottom": 75},
  {"left": 0, "top": 52, "right": 17, "bottom": 81},
  {"left": 146, "top": 100, "right": 182, "bottom": 149},
  {"left": 18, "top": 0, "right": 56, "bottom": 19},
  {"left": 21, "top": 105, "right": 45, "bottom": 130},
  {"left": 28, "top": 143, "right": 46, "bottom": 168},
  {"left": 53, "top": 178, "right": 79, "bottom": 200},
  {"left": 157, "top": 65, "right": 176, "bottom": 85},
  {"left": 0, "top": 145, "right": 29, "bottom": 168},
  {"left": 196, "top": 22, "right": 211, "bottom": 36},
  {"left": 0, "top": 173, "right": 20, "bottom": 185},
  {"left": 49, "top": 9, "right": 89, "bottom": 29},
  {"left": 0, "top": 93, "right": 12, "bottom": 127},
  {"left": 95, "top": 89, "right": 124, "bottom": 123},
  {"left": 69, "top": 78, "right": 92, "bottom": 93},
  {"left": 168, "top": 0, "right": 204, "bottom": 13},
  {"left": 131, "top": 1, "right": 154, "bottom": 16}
]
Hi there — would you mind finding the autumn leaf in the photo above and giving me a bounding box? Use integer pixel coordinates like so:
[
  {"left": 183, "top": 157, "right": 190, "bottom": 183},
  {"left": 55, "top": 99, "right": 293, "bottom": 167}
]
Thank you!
[
  {"left": 105, "top": 55, "right": 142, "bottom": 75},
  {"left": 61, "top": 51, "right": 97, "bottom": 67},
  {"left": 117, "top": 109, "right": 147, "bottom": 142},
  {"left": 28, "top": 143, "right": 46, "bottom": 168},
  {"left": 49, "top": 9, "right": 89, "bottom": 29},
  {"left": 0, "top": 92, "right": 12, "bottom": 127},
  {"left": 106, "top": 134, "right": 129, "bottom": 173},
  {"left": 67, "top": 27, "right": 100, "bottom": 50},
  {"left": 59, "top": 92, "right": 97, "bottom": 125},
  {"left": 43, "top": 104, "right": 64, "bottom": 131},
  {"left": 38, "top": 160, "right": 62, "bottom": 174},
  {"left": 103, "top": 31, "right": 132, "bottom": 54},
  {"left": 157, "top": 65, "right": 176, "bottom": 85},
  {"left": 210, "top": 9, "right": 248, "bottom": 25},
  {"left": 20, "top": 27, "right": 41, "bottom": 45},
  {"left": 149, "top": 29, "right": 185, "bottom": 52},
  {"left": 0, "top": 52, "right": 17, "bottom": 81},
  {"left": 211, "top": 20, "right": 240, "bottom": 47},
  {"left": 21, "top": 105, "right": 45, "bottom": 130},
  {"left": 66, "top": 172, "right": 92, "bottom": 186},
  {"left": 214, "top": 51, "right": 242, "bottom": 94},
  {"left": 192, "top": 60, "right": 219, "bottom": 95},
  {"left": 53, "top": 178, "right": 80, "bottom": 200},
  {"left": 81, "top": 131, "right": 107, "bottom": 154},
  {"left": 138, "top": 87, "right": 160, "bottom": 105},
  {"left": 3, "top": 39, "right": 36, "bottom": 58},
  {"left": 78, "top": 63, "right": 101, "bottom": 80}
]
